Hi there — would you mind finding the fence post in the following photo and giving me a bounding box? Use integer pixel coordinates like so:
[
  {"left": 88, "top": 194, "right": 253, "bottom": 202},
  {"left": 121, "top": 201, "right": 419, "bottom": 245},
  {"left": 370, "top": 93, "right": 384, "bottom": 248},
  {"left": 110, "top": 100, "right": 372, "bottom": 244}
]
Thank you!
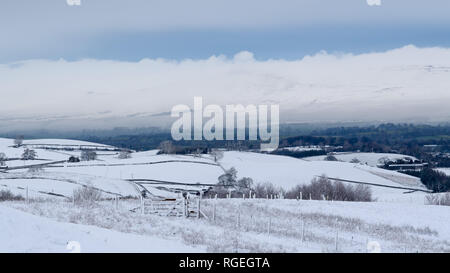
[
  {"left": 140, "top": 195, "right": 144, "bottom": 215},
  {"left": 237, "top": 205, "right": 240, "bottom": 228},
  {"left": 300, "top": 192, "right": 302, "bottom": 200},
  {"left": 26, "top": 186, "right": 29, "bottom": 203},
  {"left": 365, "top": 238, "right": 369, "bottom": 253},
  {"left": 197, "top": 197, "right": 201, "bottom": 219},
  {"left": 267, "top": 217, "right": 271, "bottom": 235},
  {"left": 301, "top": 221, "right": 305, "bottom": 243},
  {"left": 213, "top": 202, "right": 216, "bottom": 222},
  {"left": 335, "top": 230, "right": 339, "bottom": 252}
]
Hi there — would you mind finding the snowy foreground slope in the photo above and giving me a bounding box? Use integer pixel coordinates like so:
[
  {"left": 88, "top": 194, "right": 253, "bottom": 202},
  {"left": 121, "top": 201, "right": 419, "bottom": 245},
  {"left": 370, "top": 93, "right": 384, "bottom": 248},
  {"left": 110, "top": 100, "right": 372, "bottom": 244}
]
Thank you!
[
  {"left": 4, "top": 198, "right": 450, "bottom": 253},
  {"left": 0, "top": 205, "right": 201, "bottom": 253}
]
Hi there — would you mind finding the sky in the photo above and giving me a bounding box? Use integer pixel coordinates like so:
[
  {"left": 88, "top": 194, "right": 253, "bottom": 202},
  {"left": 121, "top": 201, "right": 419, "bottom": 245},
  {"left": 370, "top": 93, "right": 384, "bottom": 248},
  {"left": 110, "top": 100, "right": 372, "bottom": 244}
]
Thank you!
[
  {"left": 1, "top": 0, "right": 450, "bottom": 131},
  {"left": 2, "top": 0, "right": 450, "bottom": 62}
]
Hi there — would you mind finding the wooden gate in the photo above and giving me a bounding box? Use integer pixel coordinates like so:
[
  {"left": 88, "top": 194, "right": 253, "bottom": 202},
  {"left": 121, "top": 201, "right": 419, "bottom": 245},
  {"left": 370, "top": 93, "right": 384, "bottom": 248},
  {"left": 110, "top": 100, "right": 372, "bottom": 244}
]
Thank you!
[{"left": 143, "top": 197, "right": 200, "bottom": 217}]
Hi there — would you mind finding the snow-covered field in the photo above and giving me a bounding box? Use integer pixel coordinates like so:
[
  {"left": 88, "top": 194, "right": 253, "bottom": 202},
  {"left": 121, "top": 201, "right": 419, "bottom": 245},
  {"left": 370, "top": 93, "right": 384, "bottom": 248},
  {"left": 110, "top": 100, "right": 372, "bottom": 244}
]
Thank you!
[
  {"left": 219, "top": 151, "right": 427, "bottom": 202},
  {"left": 436, "top": 168, "right": 450, "bottom": 176},
  {"left": 304, "top": 152, "right": 418, "bottom": 167},
  {"left": 2, "top": 198, "right": 449, "bottom": 253},
  {"left": 0, "top": 137, "right": 448, "bottom": 253}
]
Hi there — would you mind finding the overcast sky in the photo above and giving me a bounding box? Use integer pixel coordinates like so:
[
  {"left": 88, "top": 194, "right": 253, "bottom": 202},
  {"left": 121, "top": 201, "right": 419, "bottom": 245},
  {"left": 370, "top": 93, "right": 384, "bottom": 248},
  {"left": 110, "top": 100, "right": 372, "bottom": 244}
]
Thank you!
[
  {"left": 1, "top": 0, "right": 450, "bottom": 131},
  {"left": 2, "top": 0, "right": 450, "bottom": 62}
]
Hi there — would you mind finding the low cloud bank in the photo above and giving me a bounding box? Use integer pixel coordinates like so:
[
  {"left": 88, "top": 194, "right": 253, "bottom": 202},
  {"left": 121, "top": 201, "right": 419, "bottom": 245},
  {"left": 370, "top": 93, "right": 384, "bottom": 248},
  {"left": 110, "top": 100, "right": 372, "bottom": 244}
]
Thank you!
[{"left": 1, "top": 45, "right": 449, "bottom": 131}]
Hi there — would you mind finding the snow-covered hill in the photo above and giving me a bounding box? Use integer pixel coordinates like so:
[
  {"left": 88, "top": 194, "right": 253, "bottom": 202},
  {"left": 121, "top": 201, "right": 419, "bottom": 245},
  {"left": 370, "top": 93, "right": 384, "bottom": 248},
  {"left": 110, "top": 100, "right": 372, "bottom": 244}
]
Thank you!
[
  {"left": 303, "top": 152, "right": 419, "bottom": 167},
  {"left": 1, "top": 137, "right": 447, "bottom": 253},
  {"left": 435, "top": 168, "right": 450, "bottom": 176},
  {"left": 218, "top": 151, "right": 427, "bottom": 202},
  {"left": 0, "top": 138, "right": 429, "bottom": 202}
]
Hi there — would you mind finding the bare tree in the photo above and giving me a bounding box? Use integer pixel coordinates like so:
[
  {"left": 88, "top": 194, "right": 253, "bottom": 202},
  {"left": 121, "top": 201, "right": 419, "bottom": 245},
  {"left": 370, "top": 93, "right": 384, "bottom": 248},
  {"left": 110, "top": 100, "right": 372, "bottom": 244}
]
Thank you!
[
  {"left": 237, "top": 177, "right": 253, "bottom": 193},
  {"left": 285, "top": 176, "right": 372, "bottom": 202},
  {"left": 0, "top": 152, "right": 6, "bottom": 166},
  {"left": 253, "top": 182, "right": 282, "bottom": 198},
  {"left": 159, "top": 140, "right": 175, "bottom": 154},
  {"left": 22, "top": 148, "right": 37, "bottom": 160},
  {"left": 118, "top": 150, "right": 132, "bottom": 159},
  {"left": 218, "top": 167, "right": 237, "bottom": 187},
  {"left": 210, "top": 149, "right": 224, "bottom": 162},
  {"left": 14, "top": 136, "right": 24, "bottom": 147},
  {"left": 81, "top": 150, "right": 97, "bottom": 161}
]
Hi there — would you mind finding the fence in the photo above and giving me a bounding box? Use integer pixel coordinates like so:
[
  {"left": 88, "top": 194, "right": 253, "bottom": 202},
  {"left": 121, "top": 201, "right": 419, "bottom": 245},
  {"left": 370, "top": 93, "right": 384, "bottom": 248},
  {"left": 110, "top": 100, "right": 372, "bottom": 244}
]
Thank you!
[{"left": 141, "top": 197, "right": 201, "bottom": 217}]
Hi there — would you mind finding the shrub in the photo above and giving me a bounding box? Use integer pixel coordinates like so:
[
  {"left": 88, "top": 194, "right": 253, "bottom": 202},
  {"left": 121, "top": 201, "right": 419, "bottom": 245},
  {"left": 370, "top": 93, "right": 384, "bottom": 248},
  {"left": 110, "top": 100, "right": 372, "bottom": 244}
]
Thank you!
[
  {"left": 118, "top": 150, "right": 132, "bottom": 159},
  {"left": 73, "top": 185, "right": 102, "bottom": 205},
  {"left": 28, "top": 165, "right": 43, "bottom": 174},
  {"left": 285, "top": 176, "right": 372, "bottom": 202},
  {"left": 350, "top": 158, "right": 360, "bottom": 163},
  {"left": 22, "top": 148, "right": 37, "bottom": 160},
  {"left": 80, "top": 150, "right": 97, "bottom": 161},
  {"left": 0, "top": 190, "right": 24, "bottom": 201},
  {"left": 253, "top": 182, "right": 284, "bottom": 198},
  {"left": 208, "top": 176, "right": 255, "bottom": 198},
  {"left": 420, "top": 168, "right": 450, "bottom": 192},
  {"left": 425, "top": 192, "right": 450, "bottom": 206},
  {"left": 324, "top": 154, "right": 338, "bottom": 161}
]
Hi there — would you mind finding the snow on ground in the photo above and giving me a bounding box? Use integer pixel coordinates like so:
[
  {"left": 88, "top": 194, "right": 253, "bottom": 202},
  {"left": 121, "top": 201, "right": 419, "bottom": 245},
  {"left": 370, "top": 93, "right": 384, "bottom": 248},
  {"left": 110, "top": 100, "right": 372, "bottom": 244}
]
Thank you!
[
  {"left": 0, "top": 178, "right": 78, "bottom": 199},
  {"left": 1, "top": 171, "right": 140, "bottom": 198},
  {"left": 23, "top": 138, "right": 113, "bottom": 147},
  {"left": 1, "top": 137, "right": 448, "bottom": 253},
  {"left": 280, "top": 146, "right": 325, "bottom": 152},
  {"left": 267, "top": 199, "right": 450, "bottom": 240},
  {"left": 4, "top": 198, "right": 450, "bottom": 253},
  {"left": 304, "top": 152, "right": 418, "bottom": 167},
  {"left": 51, "top": 160, "right": 223, "bottom": 184},
  {"left": 0, "top": 205, "right": 201, "bottom": 253},
  {"left": 133, "top": 149, "right": 160, "bottom": 157},
  {"left": 219, "top": 151, "right": 426, "bottom": 202},
  {"left": 0, "top": 137, "right": 428, "bottom": 203},
  {"left": 436, "top": 168, "right": 450, "bottom": 176}
]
